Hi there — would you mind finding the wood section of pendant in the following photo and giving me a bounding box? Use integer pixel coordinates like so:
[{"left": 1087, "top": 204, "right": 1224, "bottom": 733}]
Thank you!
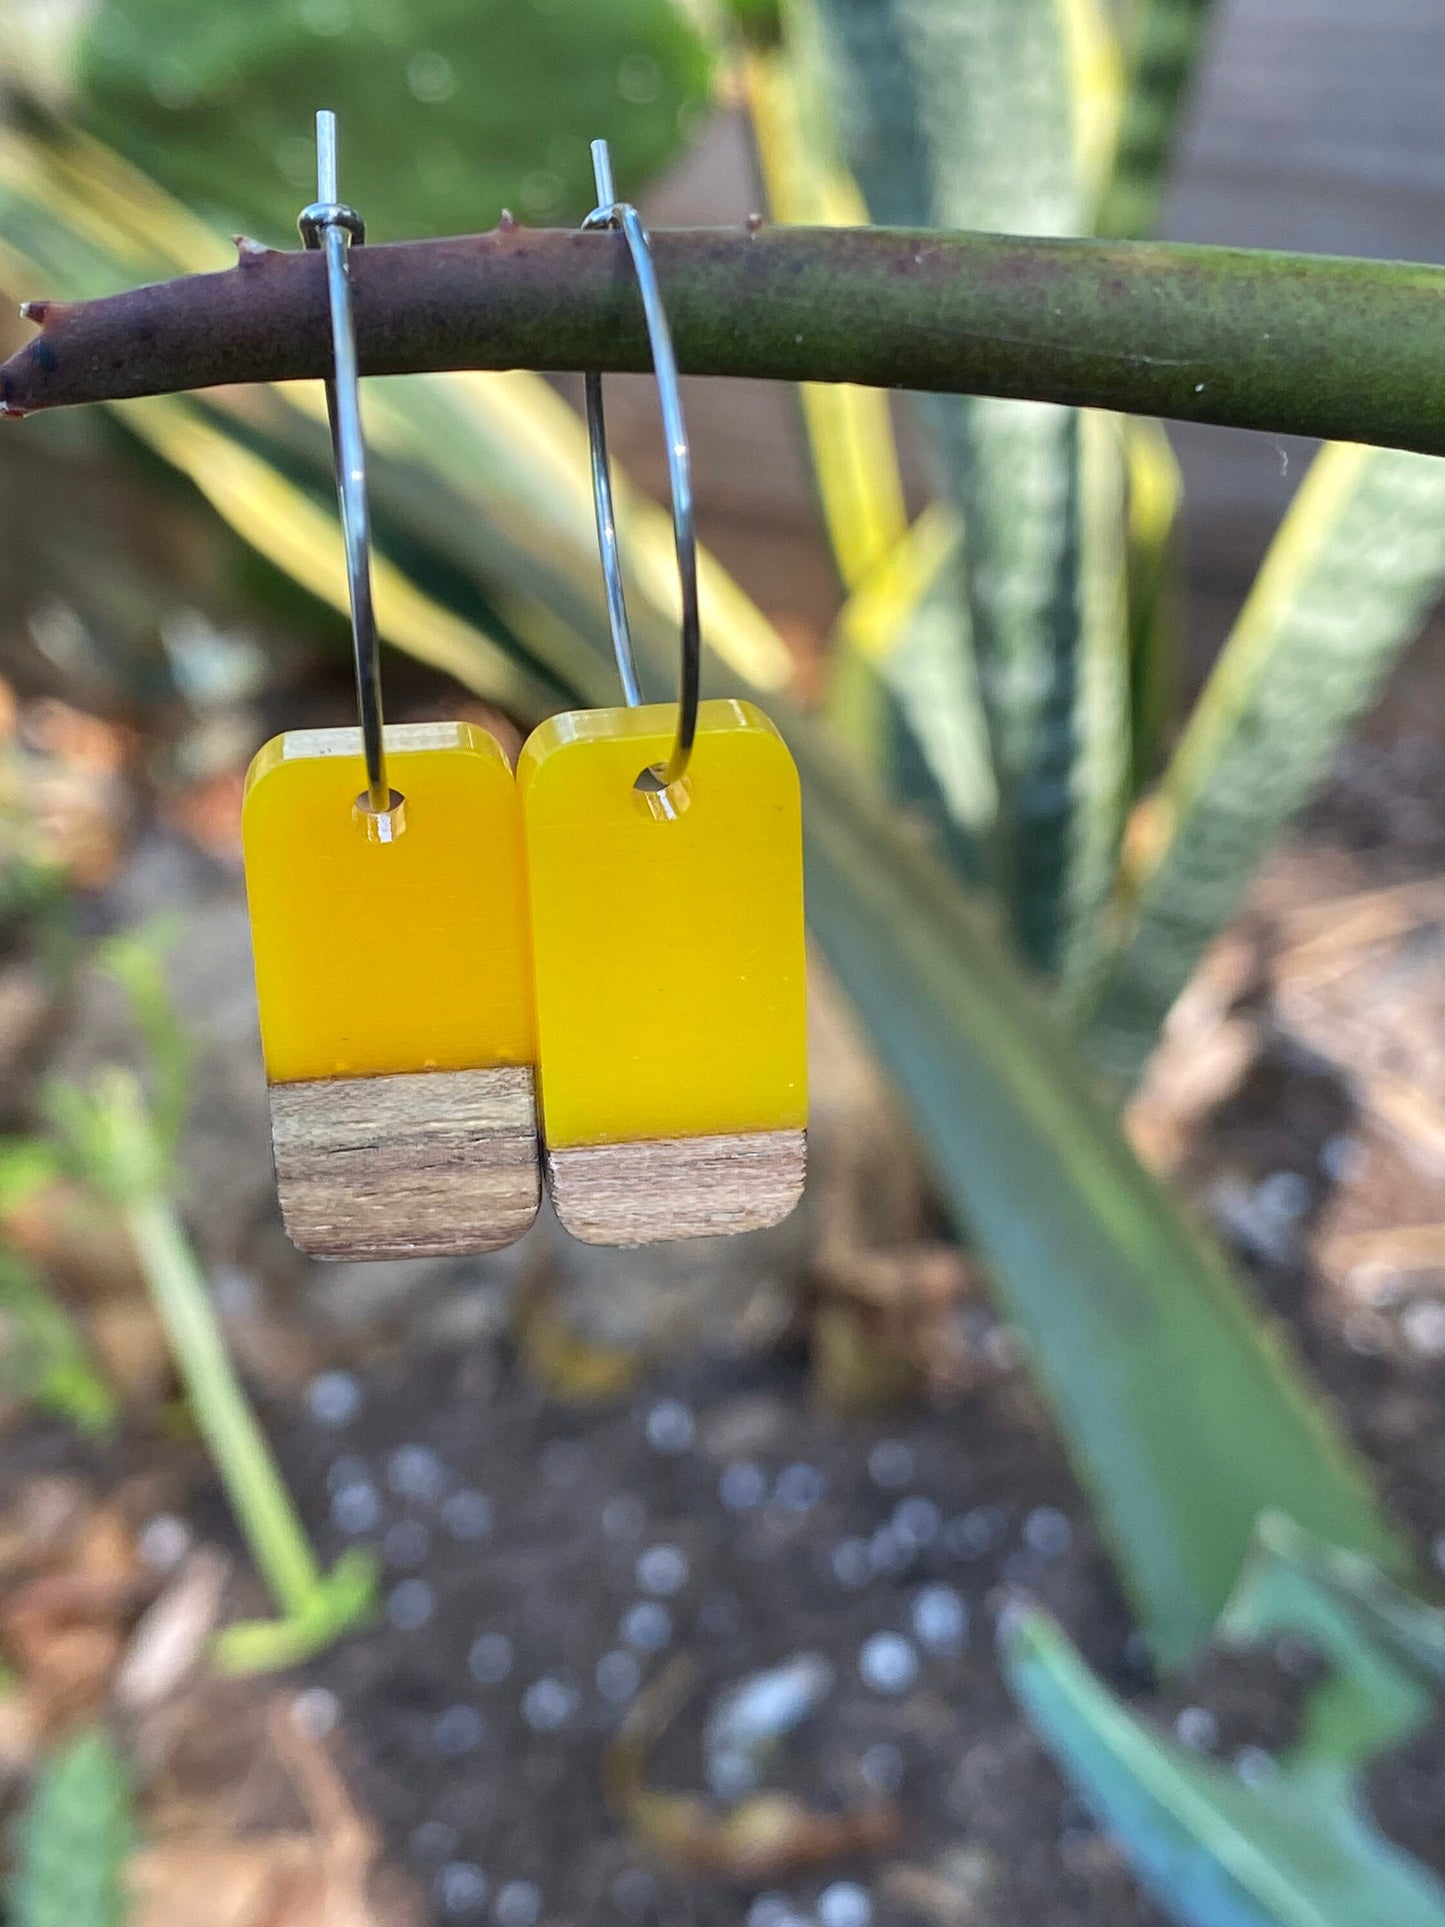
[
  {"left": 270, "top": 1066, "right": 539, "bottom": 1259},
  {"left": 519, "top": 700, "right": 808, "bottom": 1247},
  {"left": 242, "top": 723, "right": 540, "bottom": 1259},
  {"left": 545, "top": 1128, "right": 806, "bottom": 1247}
]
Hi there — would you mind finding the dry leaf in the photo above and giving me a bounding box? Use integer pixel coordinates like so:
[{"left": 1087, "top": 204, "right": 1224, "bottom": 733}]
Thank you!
[
  {"left": 4, "top": 1179, "right": 148, "bottom": 1305},
  {"left": 131, "top": 1700, "right": 415, "bottom": 1927},
  {"left": 130, "top": 1836, "right": 322, "bottom": 1927},
  {"left": 116, "top": 1551, "right": 230, "bottom": 1713},
  {"left": 0, "top": 1492, "right": 152, "bottom": 1738}
]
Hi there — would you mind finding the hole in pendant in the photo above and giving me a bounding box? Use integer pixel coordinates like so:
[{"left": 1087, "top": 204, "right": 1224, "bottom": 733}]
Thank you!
[
  {"left": 632, "top": 764, "right": 691, "bottom": 822},
  {"left": 353, "top": 788, "right": 407, "bottom": 843}
]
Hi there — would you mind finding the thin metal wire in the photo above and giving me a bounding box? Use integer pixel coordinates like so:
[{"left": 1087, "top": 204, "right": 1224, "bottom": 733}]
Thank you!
[
  {"left": 583, "top": 137, "right": 700, "bottom": 789},
  {"left": 298, "top": 109, "right": 391, "bottom": 820}
]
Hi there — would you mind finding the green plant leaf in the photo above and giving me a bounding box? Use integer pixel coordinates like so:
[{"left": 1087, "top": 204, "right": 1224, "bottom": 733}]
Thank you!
[
  {"left": 1061, "top": 0, "right": 1126, "bottom": 202},
  {"left": 0, "top": 1136, "right": 62, "bottom": 1217},
  {"left": 1083, "top": 443, "right": 1445, "bottom": 1080},
  {"left": 68, "top": 0, "right": 710, "bottom": 242},
  {"left": 1059, "top": 0, "right": 1188, "bottom": 800},
  {"left": 1219, "top": 1514, "right": 1445, "bottom": 1771},
  {"left": 827, "top": 506, "right": 996, "bottom": 868},
  {"left": 815, "top": 0, "right": 1131, "bottom": 981},
  {"left": 10, "top": 1726, "right": 134, "bottom": 1927},
  {"left": 744, "top": 18, "right": 909, "bottom": 594},
  {"left": 793, "top": 726, "right": 1404, "bottom": 1661},
  {"left": 761, "top": 0, "right": 984, "bottom": 840},
  {"left": 1003, "top": 1516, "right": 1445, "bottom": 1927},
  {"left": 1096, "top": 0, "right": 1219, "bottom": 240},
  {"left": 1003, "top": 1602, "right": 1445, "bottom": 1927},
  {"left": 0, "top": 1249, "right": 118, "bottom": 1434},
  {"left": 1065, "top": 404, "right": 1133, "bottom": 987},
  {"left": 1123, "top": 417, "right": 1184, "bottom": 794},
  {"left": 723, "top": 0, "right": 783, "bottom": 44}
]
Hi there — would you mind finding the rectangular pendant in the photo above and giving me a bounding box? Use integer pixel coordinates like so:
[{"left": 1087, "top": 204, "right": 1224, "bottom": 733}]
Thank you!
[
  {"left": 243, "top": 722, "right": 540, "bottom": 1258},
  {"left": 519, "top": 699, "right": 807, "bottom": 1245}
]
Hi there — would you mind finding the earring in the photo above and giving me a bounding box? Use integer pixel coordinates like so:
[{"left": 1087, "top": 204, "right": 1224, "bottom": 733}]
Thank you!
[
  {"left": 518, "top": 141, "right": 808, "bottom": 1247},
  {"left": 241, "top": 112, "right": 540, "bottom": 1260}
]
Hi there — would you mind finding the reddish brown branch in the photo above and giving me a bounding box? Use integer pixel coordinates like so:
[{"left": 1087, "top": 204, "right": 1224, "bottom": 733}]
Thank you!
[{"left": 4, "top": 223, "right": 1445, "bottom": 457}]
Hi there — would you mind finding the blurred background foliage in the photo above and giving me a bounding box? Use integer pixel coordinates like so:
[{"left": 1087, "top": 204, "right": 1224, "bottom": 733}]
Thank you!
[
  {"left": 7, "top": 0, "right": 714, "bottom": 238},
  {"left": 3, "top": 1, "right": 1445, "bottom": 1920}
]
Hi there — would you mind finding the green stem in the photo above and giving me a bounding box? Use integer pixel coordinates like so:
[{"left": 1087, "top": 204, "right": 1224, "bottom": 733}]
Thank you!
[
  {"left": 112, "top": 1097, "right": 321, "bottom": 1618},
  {"left": 4, "top": 225, "right": 1445, "bottom": 455}
]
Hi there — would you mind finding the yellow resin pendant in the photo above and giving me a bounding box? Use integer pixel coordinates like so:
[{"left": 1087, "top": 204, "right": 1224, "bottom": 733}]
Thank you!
[
  {"left": 242, "top": 722, "right": 540, "bottom": 1258},
  {"left": 519, "top": 698, "right": 807, "bottom": 1245}
]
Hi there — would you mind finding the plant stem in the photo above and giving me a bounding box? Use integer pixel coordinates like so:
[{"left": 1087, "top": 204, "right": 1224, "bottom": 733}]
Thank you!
[
  {"left": 115, "top": 1112, "right": 322, "bottom": 1618},
  {"left": 4, "top": 224, "right": 1445, "bottom": 454}
]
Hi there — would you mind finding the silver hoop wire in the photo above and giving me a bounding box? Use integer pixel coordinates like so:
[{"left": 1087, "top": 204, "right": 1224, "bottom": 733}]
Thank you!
[
  {"left": 582, "top": 138, "right": 700, "bottom": 790},
  {"left": 298, "top": 109, "right": 395, "bottom": 826}
]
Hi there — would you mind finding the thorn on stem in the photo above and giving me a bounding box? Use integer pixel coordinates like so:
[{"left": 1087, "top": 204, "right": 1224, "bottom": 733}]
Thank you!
[
  {"left": 19, "top": 300, "right": 50, "bottom": 324},
  {"left": 234, "top": 235, "right": 272, "bottom": 263},
  {"left": 498, "top": 208, "right": 518, "bottom": 234},
  {"left": 745, "top": 211, "right": 765, "bottom": 234}
]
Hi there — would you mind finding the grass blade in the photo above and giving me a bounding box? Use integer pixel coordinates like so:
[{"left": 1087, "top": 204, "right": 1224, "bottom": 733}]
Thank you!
[
  {"left": 63, "top": 1069, "right": 377, "bottom": 1672},
  {"left": 1084, "top": 444, "right": 1445, "bottom": 1080}
]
